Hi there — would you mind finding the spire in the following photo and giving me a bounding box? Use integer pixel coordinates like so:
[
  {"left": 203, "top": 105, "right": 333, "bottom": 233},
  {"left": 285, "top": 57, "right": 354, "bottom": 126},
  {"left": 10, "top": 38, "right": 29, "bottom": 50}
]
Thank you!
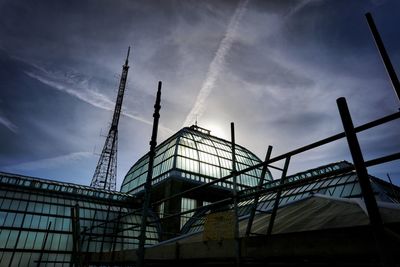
[
  {"left": 90, "top": 47, "right": 131, "bottom": 191},
  {"left": 125, "top": 46, "right": 130, "bottom": 66}
]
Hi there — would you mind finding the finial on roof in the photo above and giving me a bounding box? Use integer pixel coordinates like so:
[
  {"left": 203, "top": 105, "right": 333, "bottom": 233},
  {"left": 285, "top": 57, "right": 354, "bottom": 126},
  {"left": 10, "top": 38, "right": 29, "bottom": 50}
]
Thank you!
[{"left": 189, "top": 124, "right": 211, "bottom": 135}]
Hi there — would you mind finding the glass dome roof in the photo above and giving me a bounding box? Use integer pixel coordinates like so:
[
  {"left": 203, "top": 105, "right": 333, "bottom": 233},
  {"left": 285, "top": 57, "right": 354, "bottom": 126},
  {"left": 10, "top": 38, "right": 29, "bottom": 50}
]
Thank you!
[{"left": 120, "top": 125, "right": 272, "bottom": 194}]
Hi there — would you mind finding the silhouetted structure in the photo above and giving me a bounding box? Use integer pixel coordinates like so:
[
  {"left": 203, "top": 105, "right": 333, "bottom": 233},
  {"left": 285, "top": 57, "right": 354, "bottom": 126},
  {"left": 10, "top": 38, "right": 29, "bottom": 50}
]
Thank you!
[
  {"left": 90, "top": 48, "right": 130, "bottom": 191},
  {"left": 1, "top": 12, "right": 400, "bottom": 267},
  {"left": 120, "top": 124, "right": 269, "bottom": 239}
]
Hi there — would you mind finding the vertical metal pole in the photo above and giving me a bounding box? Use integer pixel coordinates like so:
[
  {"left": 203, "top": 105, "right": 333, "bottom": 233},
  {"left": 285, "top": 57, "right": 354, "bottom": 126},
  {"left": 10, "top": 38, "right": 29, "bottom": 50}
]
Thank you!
[
  {"left": 80, "top": 226, "right": 87, "bottom": 262},
  {"left": 85, "top": 210, "right": 97, "bottom": 253},
  {"left": 71, "top": 204, "right": 82, "bottom": 267},
  {"left": 230, "top": 122, "right": 241, "bottom": 267},
  {"left": 365, "top": 13, "right": 400, "bottom": 103},
  {"left": 8, "top": 198, "right": 29, "bottom": 267},
  {"left": 266, "top": 156, "right": 290, "bottom": 236},
  {"left": 137, "top": 81, "right": 162, "bottom": 267},
  {"left": 37, "top": 221, "right": 52, "bottom": 267},
  {"left": 337, "top": 97, "right": 383, "bottom": 225},
  {"left": 111, "top": 207, "right": 123, "bottom": 261},
  {"left": 100, "top": 204, "right": 112, "bottom": 255},
  {"left": 245, "top": 146, "right": 273, "bottom": 237},
  {"left": 337, "top": 97, "right": 388, "bottom": 264},
  {"left": 386, "top": 173, "right": 399, "bottom": 202},
  {"left": 71, "top": 206, "right": 76, "bottom": 267}
]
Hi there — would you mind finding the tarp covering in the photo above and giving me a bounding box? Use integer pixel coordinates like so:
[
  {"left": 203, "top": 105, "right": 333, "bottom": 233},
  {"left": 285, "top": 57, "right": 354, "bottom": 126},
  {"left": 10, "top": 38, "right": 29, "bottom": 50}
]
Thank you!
[
  {"left": 173, "top": 195, "right": 400, "bottom": 244},
  {"left": 244, "top": 194, "right": 400, "bottom": 235}
]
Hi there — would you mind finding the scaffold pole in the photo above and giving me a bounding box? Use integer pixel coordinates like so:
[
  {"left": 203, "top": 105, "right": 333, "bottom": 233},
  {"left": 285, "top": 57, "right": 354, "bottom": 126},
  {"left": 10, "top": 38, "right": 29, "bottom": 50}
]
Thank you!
[{"left": 137, "top": 81, "right": 162, "bottom": 267}]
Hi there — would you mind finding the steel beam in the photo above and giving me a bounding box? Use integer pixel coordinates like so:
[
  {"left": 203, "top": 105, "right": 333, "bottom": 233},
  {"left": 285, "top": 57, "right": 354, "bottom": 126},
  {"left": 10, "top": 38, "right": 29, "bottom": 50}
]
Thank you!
[
  {"left": 151, "top": 111, "right": 400, "bottom": 207},
  {"left": 230, "top": 122, "right": 241, "bottom": 267},
  {"left": 337, "top": 97, "right": 388, "bottom": 265},
  {"left": 246, "top": 146, "right": 273, "bottom": 237},
  {"left": 366, "top": 13, "right": 400, "bottom": 103},
  {"left": 266, "top": 156, "right": 290, "bottom": 236},
  {"left": 71, "top": 204, "right": 82, "bottom": 267},
  {"left": 36, "top": 222, "right": 52, "bottom": 267},
  {"left": 137, "top": 81, "right": 162, "bottom": 267}
]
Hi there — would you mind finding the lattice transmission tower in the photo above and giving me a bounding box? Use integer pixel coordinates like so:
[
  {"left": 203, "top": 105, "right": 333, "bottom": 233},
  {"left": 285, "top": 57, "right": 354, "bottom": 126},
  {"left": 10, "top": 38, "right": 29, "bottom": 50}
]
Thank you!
[{"left": 90, "top": 47, "right": 130, "bottom": 191}]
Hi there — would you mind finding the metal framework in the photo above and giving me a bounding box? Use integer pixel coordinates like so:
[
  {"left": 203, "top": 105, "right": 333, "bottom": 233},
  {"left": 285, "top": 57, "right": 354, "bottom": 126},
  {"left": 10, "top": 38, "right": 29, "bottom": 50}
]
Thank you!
[
  {"left": 137, "top": 81, "right": 162, "bottom": 267},
  {"left": 90, "top": 47, "right": 131, "bottom": 191},
  {"left": 1, "top": 12, "right": 400, "bottom": 267}
]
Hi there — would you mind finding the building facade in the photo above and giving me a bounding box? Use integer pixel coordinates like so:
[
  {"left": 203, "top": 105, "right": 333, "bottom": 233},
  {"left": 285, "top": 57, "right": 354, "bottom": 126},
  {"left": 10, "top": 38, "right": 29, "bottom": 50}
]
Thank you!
[
  {"left": 121, "top": 125, "right": 271, "bottom": 237},
  {"left": 0, "top": 172, "right": 159, "bottom": 266},
  {"left": 1, "top": 125, "right": 399, "bottom": 266}
]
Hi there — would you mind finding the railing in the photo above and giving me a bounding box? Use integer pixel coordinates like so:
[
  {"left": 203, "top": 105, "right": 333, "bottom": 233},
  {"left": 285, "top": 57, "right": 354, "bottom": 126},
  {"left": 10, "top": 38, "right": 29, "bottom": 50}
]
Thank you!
[{"left": 75, "top": 12, "right": 400, "bottom": 267}]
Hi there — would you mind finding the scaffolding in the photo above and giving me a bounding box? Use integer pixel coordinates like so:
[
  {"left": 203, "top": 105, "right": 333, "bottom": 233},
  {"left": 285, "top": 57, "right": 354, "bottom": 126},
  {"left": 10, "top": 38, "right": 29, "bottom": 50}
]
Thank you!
[{"left": 8, "top": 12, "right": 399, "bottom": 267}]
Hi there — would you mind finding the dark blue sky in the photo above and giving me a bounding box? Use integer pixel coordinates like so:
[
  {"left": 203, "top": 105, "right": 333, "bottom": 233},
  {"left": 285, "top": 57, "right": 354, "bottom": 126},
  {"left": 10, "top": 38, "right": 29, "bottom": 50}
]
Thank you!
[{"left": 0, "top": 0, "right": 399, "bottom": 188}]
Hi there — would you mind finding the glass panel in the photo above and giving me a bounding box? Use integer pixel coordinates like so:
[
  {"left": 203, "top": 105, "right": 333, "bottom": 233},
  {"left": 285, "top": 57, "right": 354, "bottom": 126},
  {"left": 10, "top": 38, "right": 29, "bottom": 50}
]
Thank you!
[{"left": 181, "top": 198, "right": 196, "bottom": 228}]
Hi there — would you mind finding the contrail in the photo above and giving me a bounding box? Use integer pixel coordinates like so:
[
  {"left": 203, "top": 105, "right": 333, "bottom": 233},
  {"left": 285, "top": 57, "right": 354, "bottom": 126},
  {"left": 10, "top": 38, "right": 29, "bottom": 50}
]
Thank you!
[
  {"left": 182, "top": 0, "right": 250, "bottom": 127},
  {"left": 0, "top": 114, "right": 18, "bottom": 133},
  {"left": 25, "top": 70, "right": 174, "bottom": 134},
  {"left": 182, "top": 0, "right": 316, "bottom": 128},
  {"left": 286, "top": 0, "right": 316, "bottom": 17},
  {"left": 3, "top": 151, "right": 93, "bottom": 171}
]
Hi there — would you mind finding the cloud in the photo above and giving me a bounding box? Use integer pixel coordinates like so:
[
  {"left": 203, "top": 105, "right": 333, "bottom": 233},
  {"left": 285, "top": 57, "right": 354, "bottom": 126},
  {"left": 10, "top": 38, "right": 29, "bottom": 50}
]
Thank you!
[
  {"left": 182, "top": 0, "right": 319, "bottom": 128},
  {"left": 285, "top": 0, "right": 319, "bottom": 17},
  {"left": 0, "top": 113, "right": 18, "bottom": 133},
  {"left": 24, "top": 67, "right": 173, "bottom": 134},
  {"left": 182, "top": 0, "right": 250, "bottom": 127},
  {"left": 3, "top": 151, "right": 93, "bottom": 172},
  {"left": 26, "top": 71, "right": 114, "bottom": 109}
]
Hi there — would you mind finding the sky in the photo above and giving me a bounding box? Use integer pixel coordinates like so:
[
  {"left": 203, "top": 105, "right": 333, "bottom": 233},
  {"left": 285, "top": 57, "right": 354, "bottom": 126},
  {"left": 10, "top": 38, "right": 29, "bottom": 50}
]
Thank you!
[{"left": 0, "top": 0, "right": 399, "bottom": 189}]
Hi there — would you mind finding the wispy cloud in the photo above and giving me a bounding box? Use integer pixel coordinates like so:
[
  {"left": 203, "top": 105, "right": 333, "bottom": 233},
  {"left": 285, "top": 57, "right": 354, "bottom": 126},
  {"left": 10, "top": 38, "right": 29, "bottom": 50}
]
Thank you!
[
  {"left": 26, "top": 71, "right": 115, "bottom": 109},
  {"left": 0, "top": 113, "right": 18, "bottom": 133},
  {"left": 182, "top": 0, "right": 318, "bottom": 128},
  {"left": 286, "top": 0, "right": 317, "bottom": 17},
  {"left": 25, "top": 67, "right": 173, "bottom": 134},
  {"left": 3, "top": 151, "right": 93, "bottom": 171},
  {"left": 182, "top": 0, "right": 249, "bottom": 127}
]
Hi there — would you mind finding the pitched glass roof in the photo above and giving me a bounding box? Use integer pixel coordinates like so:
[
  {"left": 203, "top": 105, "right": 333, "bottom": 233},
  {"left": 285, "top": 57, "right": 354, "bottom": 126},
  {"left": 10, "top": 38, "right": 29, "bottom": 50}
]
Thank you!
[
  {"left": 121, "top": 125, "right": 272, "bottom": 194},
  {"left": 181, "top": 161, "right": 400, "bottom": 234},
  {"left": 0, "top": 172, "right": 134, "bottom": 202}
]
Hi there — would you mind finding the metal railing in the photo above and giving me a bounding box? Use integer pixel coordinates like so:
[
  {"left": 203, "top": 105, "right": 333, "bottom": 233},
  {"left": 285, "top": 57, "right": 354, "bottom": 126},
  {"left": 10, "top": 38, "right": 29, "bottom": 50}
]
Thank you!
[{"left": 74, "top": 12, "right": 400, "bottom": 267}]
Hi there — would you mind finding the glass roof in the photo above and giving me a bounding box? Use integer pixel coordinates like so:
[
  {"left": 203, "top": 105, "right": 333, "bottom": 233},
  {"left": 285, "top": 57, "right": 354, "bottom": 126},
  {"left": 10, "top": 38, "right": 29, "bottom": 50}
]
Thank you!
[
  {"left": 0, "top": 171, "right": 134, "bottom": 202},
  {"left": 121, "top": 125, "right": 272, "bottom": 194},
  {"left": 182, "top": 161, "right": 400, "bottom": 234}
]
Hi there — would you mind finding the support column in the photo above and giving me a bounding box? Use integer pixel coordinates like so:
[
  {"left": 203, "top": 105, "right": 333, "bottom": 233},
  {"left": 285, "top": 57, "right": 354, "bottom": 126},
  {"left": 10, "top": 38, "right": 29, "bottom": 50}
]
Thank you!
[
  {"left": 230, "top": 122, "right": 241, "bottom": 267},
  {"left": 266, "top": 156, "right": 290, "bottom": 236},
  {"left": 366, "top": 13, "right": 400, "bottom": 103},
  {"left": 161, "top": 179, "right": 183, "bottom": 240},
  {"left": 71, "top": 204, "right": 82, "bottom": 267},
  {"left": 337, "top": 97, "right": 388, "bottom": 265},
  {"left": 137, "top": 81, "right": 162, "bottom": 267}
]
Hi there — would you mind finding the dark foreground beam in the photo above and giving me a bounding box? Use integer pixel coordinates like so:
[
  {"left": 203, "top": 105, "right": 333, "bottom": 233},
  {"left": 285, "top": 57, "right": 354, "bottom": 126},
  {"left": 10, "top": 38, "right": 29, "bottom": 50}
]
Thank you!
[
  {"left": 366, "top": 12, "right": 400, "bottom": 103},
  {"left": 84, "top": 223, "right": 400, "bottom": 266}
]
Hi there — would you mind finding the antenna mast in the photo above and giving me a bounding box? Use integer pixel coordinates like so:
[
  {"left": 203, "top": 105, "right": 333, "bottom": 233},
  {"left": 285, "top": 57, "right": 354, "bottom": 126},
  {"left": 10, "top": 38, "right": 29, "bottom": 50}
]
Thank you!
[{"left": 90, "top": 47, "right": 131, "bottom": 191}]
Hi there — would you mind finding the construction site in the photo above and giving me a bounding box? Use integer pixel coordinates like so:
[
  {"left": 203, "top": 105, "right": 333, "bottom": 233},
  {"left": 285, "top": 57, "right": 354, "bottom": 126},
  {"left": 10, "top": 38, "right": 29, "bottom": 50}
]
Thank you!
[{"left": 1, "top": 8, "right": 400, "bottom": 267}]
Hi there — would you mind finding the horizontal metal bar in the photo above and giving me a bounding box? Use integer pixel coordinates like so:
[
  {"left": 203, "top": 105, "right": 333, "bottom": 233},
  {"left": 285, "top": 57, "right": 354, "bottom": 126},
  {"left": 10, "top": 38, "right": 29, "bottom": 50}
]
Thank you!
[
  {"left": 35, "top": 261, "right": 71, "bottom": 263},
  {"left": 152, "top": 111, "right": 400, "bottom": 207},
  {"left": 78, "top": 113, "right": 400, "bottom": 237},
  {"left": 114, "top": 152, "right": 400, "bottom": 232},
  {"left": 249, "top": 232, "right": 265, "bottom": 236},
  {"left": 266, "top": 165, "right": 284, "bottom": 171},
  {"left": 150, "top": 197, "right": 233, "bottom": 223},
  {"left": 84, "top": 152, "right": 400, "bottom": 235},
  {"left": 365, "top": 152, "right": 400, "bottom": 167},
  {"left": 255, "top": 209, "right": 272, "bottom": 214}
]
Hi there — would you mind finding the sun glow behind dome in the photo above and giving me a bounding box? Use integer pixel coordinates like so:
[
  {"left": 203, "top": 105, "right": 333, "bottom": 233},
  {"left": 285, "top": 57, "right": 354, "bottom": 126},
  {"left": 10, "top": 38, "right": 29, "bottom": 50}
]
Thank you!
[
  {"left": 120, "top": 126, "right": 272, "bottom": 194},
  {"left": 205, "top": 122, "right": 230, "bottom": 140}
]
